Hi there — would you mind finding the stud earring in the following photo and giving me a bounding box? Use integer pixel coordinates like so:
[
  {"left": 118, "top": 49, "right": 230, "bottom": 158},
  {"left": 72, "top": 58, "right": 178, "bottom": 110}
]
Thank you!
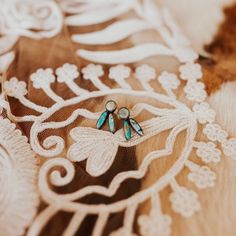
[
  {"left": 117, "top": 107, "right": 144, "bottom": 141},
  {"left": 96, "top": 100, "right": 117, "bottom": 133}
]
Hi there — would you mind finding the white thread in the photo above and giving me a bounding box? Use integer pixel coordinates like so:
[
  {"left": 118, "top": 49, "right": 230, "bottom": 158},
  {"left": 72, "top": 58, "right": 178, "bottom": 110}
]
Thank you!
[
  {"left": 186, "top": 160, "right": 216, "bottom": 189},
  {"left": 2, "top": 59, "right": 233, "bottom": 236},
  {"left": 56, "top": 63, "right": 88, "bottom": 95},
  {"left": 169, "top": 179, "right": 201, "bottom": 217},
  {"left": 30, "top": 68, "right": 64, "bottom": 102},
  {"left": 0, "top": 117, "right": 38, "bottom": 236},
  {"left": 0, "top": 0, "right": 63, "bottom": 73},
  {"left": 62, "top": 212, "right": 86, "bottom": 236},
  {"left": 81, "top": 64, "right": 109, "bottom": 90},
  {"left": 0, "top": 1, "right": 234, "bottom": 235},
  {"left": 109, "top": 64, "right": 131, "bottom": 89}
]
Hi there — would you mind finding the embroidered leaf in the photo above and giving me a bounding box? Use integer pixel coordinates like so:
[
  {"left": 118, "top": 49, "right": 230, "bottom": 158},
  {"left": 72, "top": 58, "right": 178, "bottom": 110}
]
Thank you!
[
  {"left": 78, "top": 43, "right": 173, "bottom": 64},
  {"left": 72, "top": 19, "right": 152, "bottom": 45},
  {"left": 129, "top": 118, "right": 144, "bottom": 136},
  {"left": 67, "top": 127, "right": 119, "bottom": 176},
  {"left": 86, "top": 143, "right": 118, "bottom": 176},
  {"left": 96, "top": 111, "right": 108, "bottom": 129},
  {"left": 108, "top": 113, "right": 116, "bottom": 133},
  {"left": 66, "top": 1, "right": 133, "bottom": 26},
  {"left": 143, "top": 0, "right": 162, "bottom": 24},
  {"left": 124, "top": 120, "right": 132, "bottom": 141}
]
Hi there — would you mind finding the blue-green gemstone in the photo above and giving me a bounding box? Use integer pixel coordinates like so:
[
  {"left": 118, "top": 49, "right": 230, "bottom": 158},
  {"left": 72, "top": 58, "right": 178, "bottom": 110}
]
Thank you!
[
  {"left": 96, "top": 111, "right": 108, "bottom": 129},
  {"left": 129, "top": 118, "right": 144, "bottom": 136},
  {"left": 124, "top": 120, "right": 131, "bottom": 140},
  {"left": 108, "top": 113, "right": 115, "bottom": 133}
]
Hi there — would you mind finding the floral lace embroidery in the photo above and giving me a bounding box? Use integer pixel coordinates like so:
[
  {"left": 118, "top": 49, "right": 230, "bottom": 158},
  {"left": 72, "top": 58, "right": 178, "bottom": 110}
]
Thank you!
[
  {"left": 0, "top": 1, "right": 235, "bottom": 236},
  {"left": 1, "top": 59, "right": 235, "bottom": 235},
  {"left": 0, "top": 117, "right": 38, "bottom": 236},
  {"left": 109, "top": 64, "right": 131, "bottom": 89},
  {"left": 0, "top": 0, "right": 62, "bottom": 73},
  {"left": 186, "top": 161, "right": 216, "bottom": 189},
  {"left": 169, "top": 184, "right": 201, "bottom": 217}
]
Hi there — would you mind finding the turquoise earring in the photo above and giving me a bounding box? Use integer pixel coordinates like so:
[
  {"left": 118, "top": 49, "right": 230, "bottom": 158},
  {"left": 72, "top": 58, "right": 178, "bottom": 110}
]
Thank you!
[
  {"left": 96, "top": 100, "right": 117, "bottom": 133},
  {"left": 117, "top": 107, "right": 144, "bottom": 141}
]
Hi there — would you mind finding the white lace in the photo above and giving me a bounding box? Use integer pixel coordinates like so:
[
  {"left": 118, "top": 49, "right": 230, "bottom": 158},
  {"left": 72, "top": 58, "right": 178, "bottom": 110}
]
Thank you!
[
  {"left": 0, "top": 117, "right": 38, "bottom": 236},
  {"left": 0, "top": 0, "right": 62, "bottom": 73},
  {"left": 0, "top": 1, "right": 235, "bottom": 236}
]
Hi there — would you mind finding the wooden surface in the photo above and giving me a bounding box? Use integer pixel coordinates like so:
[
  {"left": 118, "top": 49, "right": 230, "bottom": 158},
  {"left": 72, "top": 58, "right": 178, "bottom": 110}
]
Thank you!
[{"left": 3, "top": 2, "right": 236, "bottom": 236}]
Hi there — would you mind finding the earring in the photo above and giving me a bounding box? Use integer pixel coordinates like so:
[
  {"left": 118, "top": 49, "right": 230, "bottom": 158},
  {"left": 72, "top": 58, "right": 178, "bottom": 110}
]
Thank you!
[
  {"left": 96, "top": 100, "right": 117, "bottom": 133},
  {"left": 117, "top": 107, "right": 144, "bottom": 141}
]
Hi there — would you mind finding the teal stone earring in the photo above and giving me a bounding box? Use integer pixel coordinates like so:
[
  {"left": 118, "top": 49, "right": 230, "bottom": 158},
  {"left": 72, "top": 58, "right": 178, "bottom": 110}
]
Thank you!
[
  {"left": 96, "top": 100, "right": 117, "bottom": 133},
  {"left": 117, "top": 107, "right": 144, "bottom": 141}
]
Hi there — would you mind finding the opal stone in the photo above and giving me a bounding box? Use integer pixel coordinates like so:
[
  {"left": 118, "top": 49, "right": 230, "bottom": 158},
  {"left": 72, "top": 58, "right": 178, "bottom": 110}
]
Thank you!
[
  {"left": 129, "top": 118, "right": 144, "bottom": 136},
  {"left": 124, "top": 119, "right": 131, "bottom": 140},
  {"left": 118, "top": 107, "right": 130, "bottom": 119},
  {"left": 96, "top": 111, "right": 108, "bottom": 129},
  {"left": 105, "top": 100, "right": 117, "bottom": 112},
  {"left": 108, "top": 113, "right": 115, "bottom": 133}
]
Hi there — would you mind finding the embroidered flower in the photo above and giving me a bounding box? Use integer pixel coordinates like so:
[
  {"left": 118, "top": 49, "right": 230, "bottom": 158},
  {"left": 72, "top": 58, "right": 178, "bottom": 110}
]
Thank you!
[
  {"left": 81, "top": 63, "right": 104, "bottom": 80},
  {"left": 188, "top": 166, "right": 216, "bottom": 189},
  {"left": 67, "top": 127, "right": 119, "bottom": 176},
  {"left": 135, "top": 64, "right": 156, "bottom": 82},
  {"left": 138, "top": 210, "right": 172, "bottom": 236},
  {"left": 56, "top": 63, "right": 79, "bottom": 83},
  {"left": 158, "top": 71, "right": 180, "bottom": 90},
  {"left": 109, "top": 64, "right": 131, "bottom": 81},
  {"left": 192, "top": 102, "right": 215, "bottom": 124},
  {"left": 175, "top": 48, "right": 198, "bottom": 63},
  {"left": 184, "top": 81, "right": 207, "bottom": 102},
  {"left": 196, "top": 142, "right": 221, "bottom": 163},
  {"left": 179, "top": 62, "right": 202, "bottom": 81},
  {"left": 30, "top": 68, "right": 55, "bottom": 89},
  {"left": 169, "top": 187, "right": 200, "bottom": 217},
  {"left": 3, "top": 77, "right": 27, "bottom": 98},
  {"left": 222, "top": 138, "right": 236, "bottom": 160},
  {"left": 203, "top": 123, "right": 228, "bottom": 142}
]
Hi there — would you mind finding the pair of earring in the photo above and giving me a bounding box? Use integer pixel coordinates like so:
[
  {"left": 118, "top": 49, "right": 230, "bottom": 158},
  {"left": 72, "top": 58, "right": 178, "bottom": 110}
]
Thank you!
[{"left": 96, "top": 100, "right": 144, "bottom": 141}]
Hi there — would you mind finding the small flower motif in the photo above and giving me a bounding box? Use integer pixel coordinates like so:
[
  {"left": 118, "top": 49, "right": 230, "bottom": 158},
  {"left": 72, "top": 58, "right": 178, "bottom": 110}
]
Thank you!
[
  {"left": 158, "top": 71, "right": 180, "bottom": 90},
  {"left": 179, "top": 62, "right": 202, "bottom": 81},
  {"left": 109, "top": 64, "right": 131, "bottom": 81},
  {"left": 81, "top": 63, "right": 104, "bottom": 80},
  {"left": 55, "top": 63, "right": 79, "bottom": 83},
  {"left": 138, "top": 210, "right": 172, "bottom": 236},
  {"left": 188, "top": 166, "right": 216, "bottom": 189},
  {"left": 169, "top": 187, "right": 200, "bottom": 217},
  {"left": 3, "top": 77, "right": 27, "bottom": 99},
  {"left": 203, "top": 123, "right": 228, "bottom": 142},
  {"left": 30, "top": 68, "right": 55, "bottom": 89},
  {"left": 192, "top": 102, "right": 215, "bottom": 124},
  {"left": 184, "top": 81, "right": 207, "bottom": 102},
  {"left": 222, "top": 138, "right": 236, "bottom": 160},
  {"left": 175, "top": 48, "right": 198, "bottom": 63},
  {"left": 196, "top": 142, "right": 221, "bottom": 163},
  {"left": 135, "top": 64, "right": 156, "bottom": 82}
]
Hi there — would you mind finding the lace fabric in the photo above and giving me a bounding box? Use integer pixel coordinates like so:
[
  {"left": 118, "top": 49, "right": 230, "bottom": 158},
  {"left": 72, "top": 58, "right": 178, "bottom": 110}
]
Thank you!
[
  {"left": 0, "top": 0, "right": 62, "bottom": 73},
  {"left": 0, "top": 117, "right": 38, "bottom": 236},
  {"left": 0, "top": 1, "right": 236, "bottom": 236}
]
